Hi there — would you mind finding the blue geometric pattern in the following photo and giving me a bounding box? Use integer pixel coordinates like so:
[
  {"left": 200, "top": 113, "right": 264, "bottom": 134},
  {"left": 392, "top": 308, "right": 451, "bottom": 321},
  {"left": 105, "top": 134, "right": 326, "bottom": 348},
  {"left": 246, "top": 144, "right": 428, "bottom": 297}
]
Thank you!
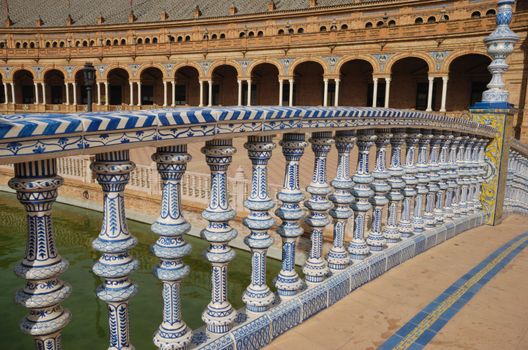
[{"left": 0, "top": 106, "right": 497, "bottom": 161}]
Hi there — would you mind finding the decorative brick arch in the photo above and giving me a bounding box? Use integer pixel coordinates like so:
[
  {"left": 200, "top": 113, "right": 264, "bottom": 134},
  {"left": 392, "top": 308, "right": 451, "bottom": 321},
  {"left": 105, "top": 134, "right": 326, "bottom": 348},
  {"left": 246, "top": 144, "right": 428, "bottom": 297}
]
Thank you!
[
  {"left": 442, "top": 50, "right": 491, "bottom": 74},
  {"left": 208, "top": 60, "right": 243, "bottom": 79},
  {"left": 247, "top": 59, "right": 282, "bottom": 79},
  {"left": 137, "top": 63, "right": 168, "bottom": 80},
  {"left": 173, "top": 62, "right": 205, "bottom": 79},
  {"left": 385, "top": 53, "right": 435, "bottom": 74},
  {"left": 288, "top": 57, "right": 329, "bottom": 76},
  {"left": 41, "top": 67, "right": 68, "bottom": 82},
  {"left": 10, "top": 67, "right": 36, "bottom": 82},
  {"left": 102, "top": 65, "right": 133, "bottom": 80},
  {"left": 335, "top": 55, "right": 380, "bottom": 75}
]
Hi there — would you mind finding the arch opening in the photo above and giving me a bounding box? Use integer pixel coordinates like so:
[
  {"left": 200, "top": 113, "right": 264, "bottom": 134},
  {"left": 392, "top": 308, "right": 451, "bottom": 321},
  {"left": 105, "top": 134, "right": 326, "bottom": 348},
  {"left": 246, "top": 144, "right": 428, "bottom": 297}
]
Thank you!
[
  {"left": 446, "top": 54, "right": 491, "bottom": 111},
  {"left": 174, "top": 66, "right": 200, "bottom": 106},
  {"left": 13, "top": 70, "right": 35, "bottom": 104},
  {"left": 107, "top": 68, "right": 130, "bottom": 105},
  {"left": 140, "top": 67, "right": 164, "bottom": 106},
  {"left": 339, "top": 60, "right": 374, "bottom": 107},
  {"left": 250, "top": 63, "right": 279, "bottom": 106},
  {"left": 211, "top": 65, "right": 238, "bottom": 106},
  {"left": 293, "top": 61, "right": 324, "bottom": 106},
  {"left": 43, "top": 69, "right": 65, "bottom": 104},
  {"left": 390, "top": 57, "right": 430, "bottom": 110}
]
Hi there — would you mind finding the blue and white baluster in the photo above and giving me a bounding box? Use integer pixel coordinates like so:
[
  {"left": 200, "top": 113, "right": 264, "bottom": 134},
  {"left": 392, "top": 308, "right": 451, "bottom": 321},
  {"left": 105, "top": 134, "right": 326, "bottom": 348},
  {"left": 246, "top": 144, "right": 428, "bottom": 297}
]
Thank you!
[
  {"left": 424, "top": 131, "right": 441, "bottom": 228},
  {"left": 328, "top": 131, "right": 356, "bottom": 271},
  {"left": 448, "top": 134, "right": 462, "bottom": 218},
  {"left": 201, "top": 139, "right": 237, "bottom": 333},
  {"left": 151, "top": 146, "right": 192, "bottom": 350},
  {"left": 367, "top": 129, "right": 392, "bottom": 251},
  {"left": 242, "top": 136, "right": 276, "bottom": 313},
  {"left": 467, "top": 137, "right": 480, "bottom": 213},
  {"left": 435, "top": 133, "right": 452, "bottom": 224},
  {"left": 8, "top": 159, "right": 72, "bottom": 350},
  {"left": 91, "top": 151, "right": 139, "bottom": 350},
  {"left": 275, "top": 134, "right": 307, "bottom": 297},
  {"left": 383, "top": 129, "right": 406, "bottom": 243},
  {"left": 399, "top": 130, "right": 421, "bottom": 238},
  {"left": 474, "top": 138, "right": 488, "bottom": 211},
  {"left": 349, "top": 130, "right": 377, "bottom": 260},
  {"left": 414, "top": 132, "right": 431, "bottom": 233},
  {"left": 457, "top": 136, "right": 470, "bottom": 216},
  {"left": 303, "top": 132, "right": 334, "bottom": 284}
]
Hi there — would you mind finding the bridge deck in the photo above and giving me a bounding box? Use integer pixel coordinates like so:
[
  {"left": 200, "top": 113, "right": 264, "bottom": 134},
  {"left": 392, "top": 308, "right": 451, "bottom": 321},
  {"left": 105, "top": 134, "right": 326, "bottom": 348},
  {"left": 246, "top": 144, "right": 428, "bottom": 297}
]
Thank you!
[{"left": 265, "top": 215, "right": 528, "bottom": 350}]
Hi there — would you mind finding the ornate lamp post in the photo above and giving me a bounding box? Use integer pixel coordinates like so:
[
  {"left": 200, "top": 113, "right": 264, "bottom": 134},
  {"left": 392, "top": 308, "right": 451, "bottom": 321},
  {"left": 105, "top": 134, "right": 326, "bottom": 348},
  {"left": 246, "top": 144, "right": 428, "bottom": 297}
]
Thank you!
[
  {"left": 83, "top": 62, "right": 96, "bottom": 112},
  {"left": 479, "top": 0, "right": 519, "bottom": 107}
]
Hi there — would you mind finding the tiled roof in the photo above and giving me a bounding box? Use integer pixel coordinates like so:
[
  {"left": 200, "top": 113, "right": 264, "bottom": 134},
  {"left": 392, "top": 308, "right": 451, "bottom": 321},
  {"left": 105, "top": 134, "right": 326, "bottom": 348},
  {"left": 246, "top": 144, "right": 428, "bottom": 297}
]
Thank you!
[{"left": 1, "top": 0, "right": 382, "bottom": 28}]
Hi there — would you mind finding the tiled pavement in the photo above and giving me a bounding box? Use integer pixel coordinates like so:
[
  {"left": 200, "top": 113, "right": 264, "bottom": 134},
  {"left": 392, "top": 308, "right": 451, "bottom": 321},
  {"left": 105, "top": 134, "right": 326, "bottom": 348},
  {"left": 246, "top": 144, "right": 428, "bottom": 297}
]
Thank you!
[{"left": 264, "top": 215, "right": 528, "bottom": 350}]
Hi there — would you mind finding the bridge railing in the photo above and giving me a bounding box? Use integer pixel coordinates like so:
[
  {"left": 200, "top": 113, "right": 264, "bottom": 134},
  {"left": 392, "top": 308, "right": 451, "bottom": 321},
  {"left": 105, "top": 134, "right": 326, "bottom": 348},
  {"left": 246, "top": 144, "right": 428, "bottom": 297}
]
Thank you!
[{"left": 1, "top": 106, "right": 526, "bottom": 350}]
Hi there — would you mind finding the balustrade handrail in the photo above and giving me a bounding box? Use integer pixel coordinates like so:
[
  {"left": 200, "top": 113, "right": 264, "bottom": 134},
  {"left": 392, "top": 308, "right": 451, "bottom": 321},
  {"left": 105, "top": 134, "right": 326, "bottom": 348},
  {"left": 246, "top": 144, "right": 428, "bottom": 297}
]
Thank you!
[{"left": 0, "top": 106, "right": 496, "bottom": 165}]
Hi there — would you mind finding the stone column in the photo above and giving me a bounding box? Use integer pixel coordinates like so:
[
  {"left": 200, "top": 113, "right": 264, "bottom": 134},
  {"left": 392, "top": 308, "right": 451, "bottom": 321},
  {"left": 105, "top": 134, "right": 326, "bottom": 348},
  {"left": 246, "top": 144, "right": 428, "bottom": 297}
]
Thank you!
[
  {"left": 384, "top": 77, "right": 391, "bottom": 108},
  {"left": 128, "top": 82, "right": 133, "bottom": 106},
  {"left": 11, "top": 83, "right": 15, "bottom": 104},
  {"left": 372, "top": 77, "right": 379, "bottom": 107},
  {"left": 414, "top": 132, "right": 431, "bottom": 232},
  {"left": 98, "top": 82, "right": 102, "bottom": 105},
  {"left": 72, "top": 82, "right": 77, "bottom": 106},
  {"left": 199, "top": 80, "right": 204, "bottom": 107},
  {"left": 275, "top": 134, "right": 307, "bottom": 297},
  {"left": 278, "top": 79, "right": 284, "bottom": 106},
  {"left": 424, "top": 131, "right": 442, "bottom": 228},
  {"left": 323, "top": 78, "right": 329, "bottom": 107},
  {"left": 8, "top": 159, "right": 71, "bottom": 350},
  {"left": 426, "top": 76, "right": 434, "bottom": 112},
  {"left": 289, "top": 79, "right": 294, "bottom": 107},
  {"left": 65, "top": 83, "right": 70, "bottom": 105},
  {"left": 334, "top": 79, "right": 340, "bottom": 107},
  {"left": 303, "top": 132, "right": 334, "bottom": 284},
  {"left": 435, "top": 133, "right": 452, "bottom": 224},
  {"left": 349, "top": 130, "right": 376, "bottom": 260},
  {"left": 367, "top": 129, "right": 392, "bottom": 251},
  {"left": 201, "top": 139, "right": 237, "bottom": 334},
  {"left": 242, "top": 136, "right": 276, "bottom": 313},
  {"left": 440, "top": 76, "right": 448, "bottom": 112},
  {"left": 383, "top": 129, "right": 406, "bottom": 243},
  {"left": 237, "top": 80, "right": 242, "bottom": 106},
  {"left": 399, "top": 131, "right": 421, "bottom": 237},
  {"left": 42, "top": 82, "right": 46, "bottom": 105},
  {"left": 163, "top": 81, "right": 168, "bottom": 106},
  {"left": 137, "top": 82, "right": 142, "bottom": 107},
  {"left": 171, "top": 81, "right": 176, "bottom": 107},
  {"left": 208, "top": 80, "right": 213, "bottom": 107},
  {"left": 151, "top": 146, "right": 192, "bottom": 349},
  {"left": 247, "top": 79, "right": 252, "bottom": 106},
  {"left": 328, "top": 131, "right": 356, "bottom": 271},
  {"left": 91, "top": 151, "right": 138, "bottom": 350},
  {"left": 4, "top": 82, "right": 9, "bottom": 104},
  {"left": 34, "top": 82, "right": 39, "bottom": 104}
]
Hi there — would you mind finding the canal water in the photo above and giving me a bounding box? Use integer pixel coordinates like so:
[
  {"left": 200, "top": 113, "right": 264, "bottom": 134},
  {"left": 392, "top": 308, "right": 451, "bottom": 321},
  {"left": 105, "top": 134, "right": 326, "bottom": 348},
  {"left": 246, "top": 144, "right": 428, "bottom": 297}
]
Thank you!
[{"left": 0, "top": 192, "right": 283, "bottom": 349}]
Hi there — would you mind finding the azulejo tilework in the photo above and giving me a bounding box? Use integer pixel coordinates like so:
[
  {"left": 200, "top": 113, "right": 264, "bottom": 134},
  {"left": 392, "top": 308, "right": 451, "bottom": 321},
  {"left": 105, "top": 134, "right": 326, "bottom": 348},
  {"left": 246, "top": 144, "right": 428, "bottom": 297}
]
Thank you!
[
  {"left": 380, "top": 230, "right": 528, "bottom": 350},
  {"left": 0, "top": 106, "right": 496, "bottom": 163},
  {"left": 195, "top": 213, "right": 485, "bottom": 349}
]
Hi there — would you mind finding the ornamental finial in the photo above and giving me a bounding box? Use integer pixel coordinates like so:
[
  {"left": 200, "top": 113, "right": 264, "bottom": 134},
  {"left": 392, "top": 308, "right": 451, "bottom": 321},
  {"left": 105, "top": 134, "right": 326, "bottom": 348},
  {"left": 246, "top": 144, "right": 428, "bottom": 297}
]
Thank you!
[{"left": 480, "top": 0, "right": 519, "bottom": 107}]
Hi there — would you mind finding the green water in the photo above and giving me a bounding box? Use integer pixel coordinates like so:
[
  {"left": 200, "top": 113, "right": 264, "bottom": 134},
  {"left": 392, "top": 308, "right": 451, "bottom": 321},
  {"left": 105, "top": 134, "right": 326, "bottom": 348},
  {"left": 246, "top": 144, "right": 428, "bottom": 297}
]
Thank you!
[{"left": 0, "top": 192, "right": 283, "bottom": 349}]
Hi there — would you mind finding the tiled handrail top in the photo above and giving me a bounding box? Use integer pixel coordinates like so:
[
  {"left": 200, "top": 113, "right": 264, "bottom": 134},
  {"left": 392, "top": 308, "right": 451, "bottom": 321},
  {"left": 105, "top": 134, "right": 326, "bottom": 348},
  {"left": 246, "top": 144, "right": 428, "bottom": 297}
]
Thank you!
[
  {"left": 0, "top": 106, "right": 496, "bottom": 164},
  {"left": 511, "top": 138, "right": 528, "bottom": 157}
]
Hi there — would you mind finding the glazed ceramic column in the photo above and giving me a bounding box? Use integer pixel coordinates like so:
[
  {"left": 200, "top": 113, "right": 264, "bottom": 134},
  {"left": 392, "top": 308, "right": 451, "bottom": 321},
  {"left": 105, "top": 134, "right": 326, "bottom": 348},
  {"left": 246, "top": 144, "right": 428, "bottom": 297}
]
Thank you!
[
  {"left": 303, "top": 132, "right": 334, "bottom": 284},
  {"left": 247, "top": 79, "right": 252, "bottom": 106},
  {"left": 201, "top": 139, "right": 237, "bottom": 334},
  {"left": 372, "top": 78, "right": 378, "bottom": 107},
  {"left": 334, "top": 79, "right": 340, "bottom": 107},
  {"left": 208, "top": 80, "right": 213, "bottom": 107},
  {"left": 424, "top": 131, "right": 442, "bottom": 228},
  {"left": 440, "top": 76, "right": 448, "bottom": 112},
  {"left": 328, "top": 131, "right": 356, "bottom": 271},
  {"left": 449, "top": 134, "right": 463, "bottom": 217},
  {"left": 275, "top": 134, "right": 307, "bottom": 297},
  {"left": 323, "top": 78, "right": 329, "bottom": 107},
  {"left": 199, "top": 80, "right": 204, "bottom": 107},
  {"left": 151, "top": 146, "right": 192, "bottom": 349},
  {"left": 242, "top": 136, "right": 276, "bottom": 313},
  {"left": 367, "top": 129, "right": 392, "bottom": 251},
  {"left": 278, "top": 79, "right": 284, "bottom": 106},
  {"left": 426, "top": 76, "right": 434, "bottom": 112},
  {"left": 399, "top": 131, "right": 421, "bottom": 237},
  {"left": 383, "top": 129, "right": 406, "bottom": 243},
  {"left": 91, "top": 151, "right": 138, "bottom": 350},
  {"left": 8, "top": 159, "right": 71, "bottom": 350},
  {"left": 474, "top": 138, "right": 488, "bottom": 210},
  {"left": 467, "top": 138, "right": 479, "bottom": 213},
  {"left": 384, "top": 77, "right": 391, "bottom": 108},
  {"left": 435, "top": 133, "right": 452, "bottom": 224},
  {"left": 457, "top": 136, "right": 470, "bottom": 215},
  {"left": 349, "top": 130, "right": 376, "bottom": 260},
  {"left": 34, "top": 82, "right": 39, "bottom": 104},
  {"left": 237, "top": 80, "right": 243, "bottom": 106},
  {"left": 414, "top": 133, "right": 431, "bottom": 233},
  {"left": 289, "top": 79, "right": 294, "bottom": 107}
]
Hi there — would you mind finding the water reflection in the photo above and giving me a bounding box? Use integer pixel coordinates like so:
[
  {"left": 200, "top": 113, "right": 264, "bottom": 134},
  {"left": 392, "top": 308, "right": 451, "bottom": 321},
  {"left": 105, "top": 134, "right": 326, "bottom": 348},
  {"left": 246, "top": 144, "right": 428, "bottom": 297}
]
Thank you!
[{"left": 0, "top": 192, "right": 282, "bottom": 350}]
